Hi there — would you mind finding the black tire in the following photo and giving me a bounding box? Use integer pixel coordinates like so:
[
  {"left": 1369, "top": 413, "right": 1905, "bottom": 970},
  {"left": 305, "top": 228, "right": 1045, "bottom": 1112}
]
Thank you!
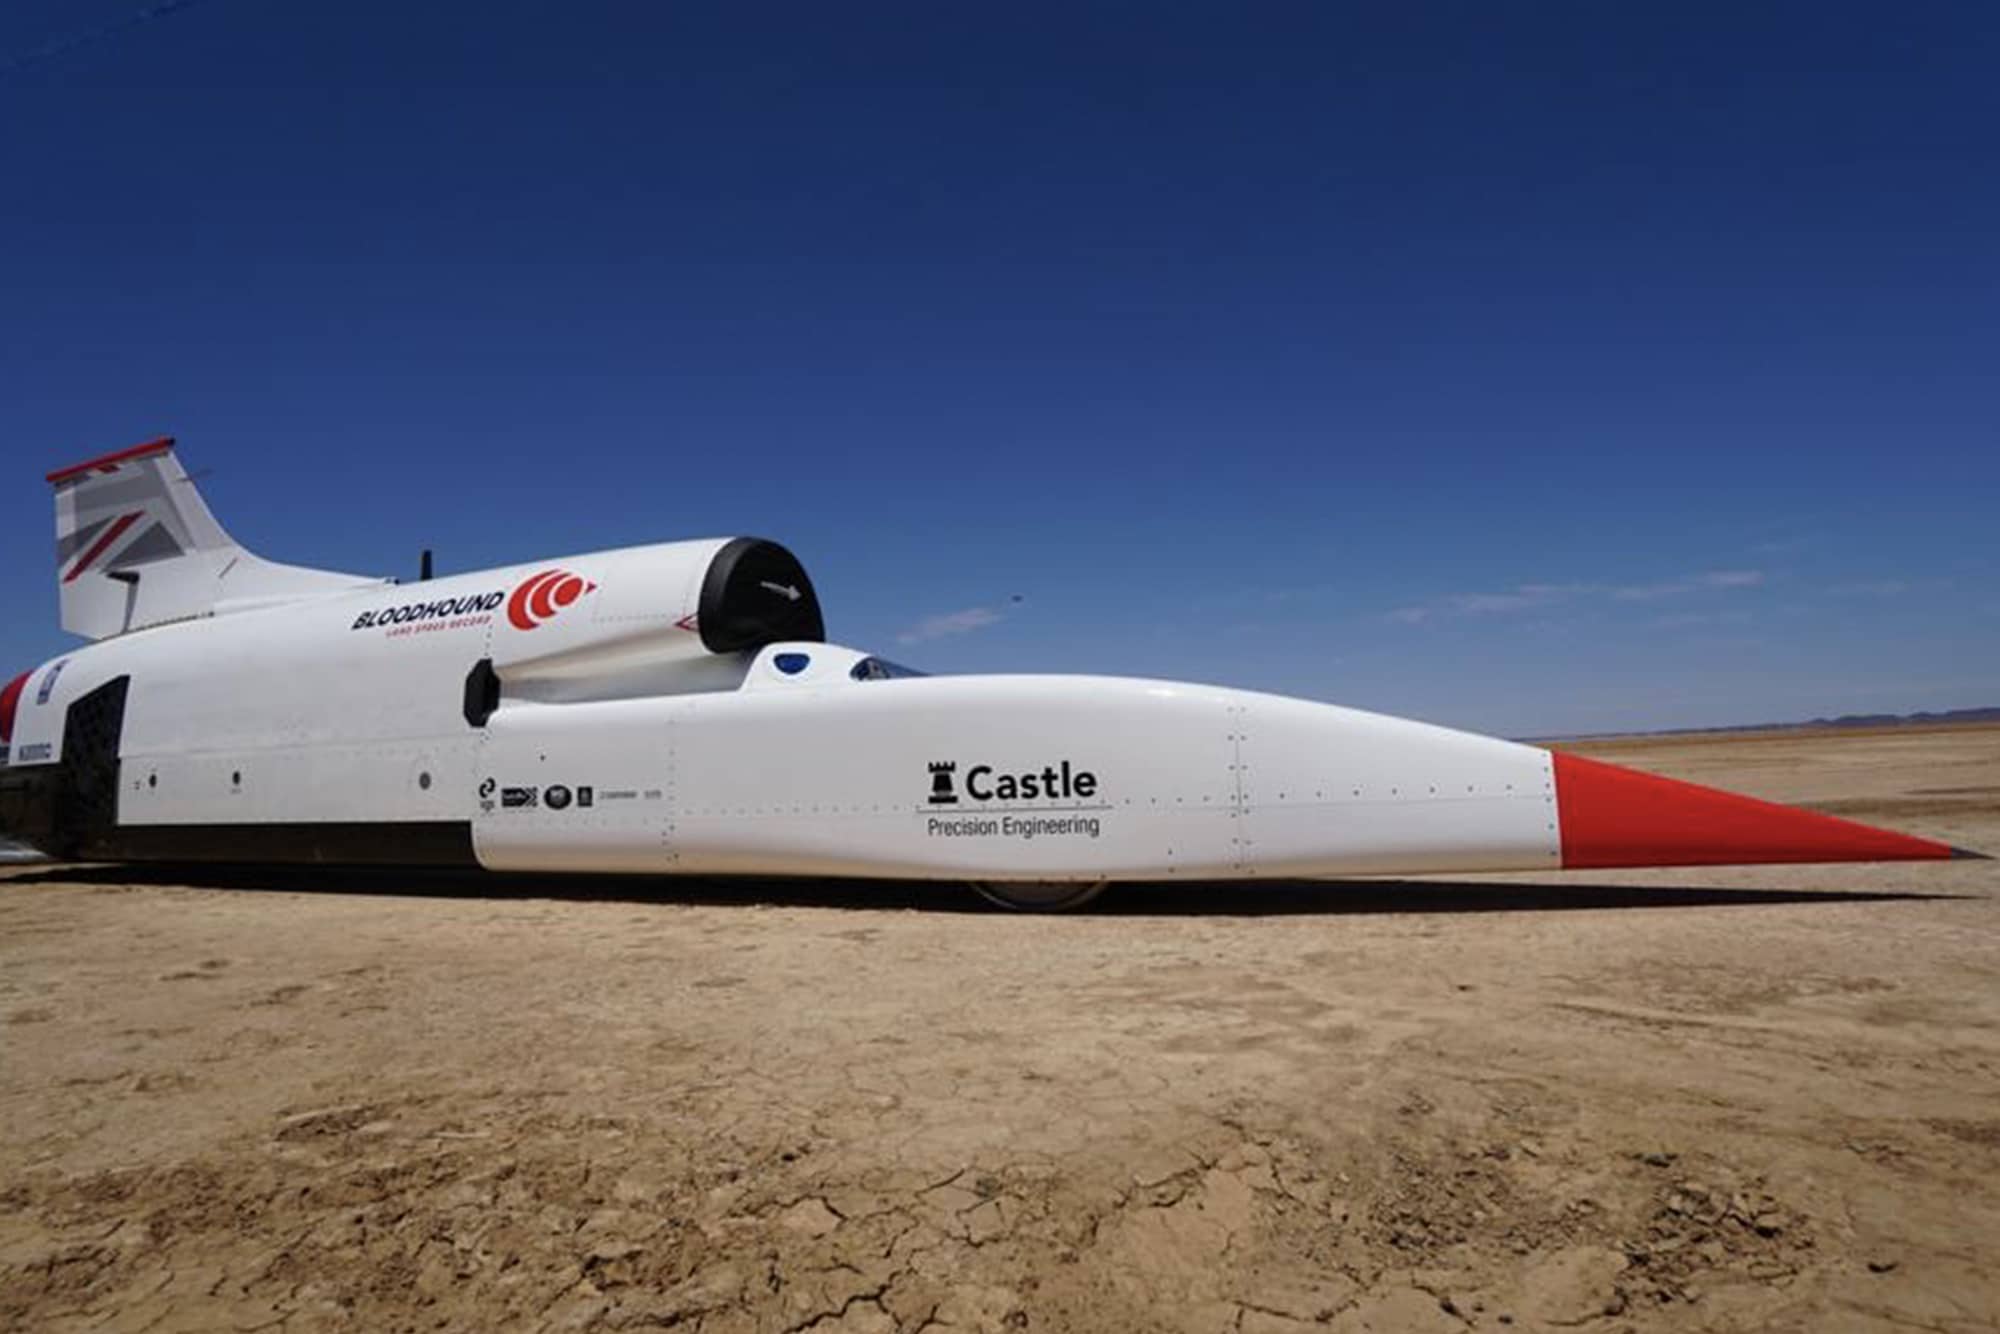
[{"left": 967, "top": 879, "right": 1108, "bottom": 912}]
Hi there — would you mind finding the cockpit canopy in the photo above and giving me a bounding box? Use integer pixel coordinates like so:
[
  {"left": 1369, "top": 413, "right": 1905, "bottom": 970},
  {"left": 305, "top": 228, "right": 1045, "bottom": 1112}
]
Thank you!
[
  {"left": 849, "top": 656, "right": 926, "bottom": 681},
  {"left": 738, "top": 643, "right": 928, "bottom": 690}
]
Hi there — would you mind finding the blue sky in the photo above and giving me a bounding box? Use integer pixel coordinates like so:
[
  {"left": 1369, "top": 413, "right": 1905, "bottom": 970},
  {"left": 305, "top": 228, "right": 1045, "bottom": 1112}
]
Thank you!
[{"left": 2, "top": 2, "right": 1994, "bottom": 737}]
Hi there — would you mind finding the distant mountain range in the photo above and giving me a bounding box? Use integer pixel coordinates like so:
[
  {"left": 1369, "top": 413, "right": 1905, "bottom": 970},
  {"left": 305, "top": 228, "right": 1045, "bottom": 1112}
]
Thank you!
[
  {"left": 1788, "top": 706, "right": 2000, "bottom": 730},
  {"left": 1544, "top": 705, "right": 2000, "bottom": 743}
]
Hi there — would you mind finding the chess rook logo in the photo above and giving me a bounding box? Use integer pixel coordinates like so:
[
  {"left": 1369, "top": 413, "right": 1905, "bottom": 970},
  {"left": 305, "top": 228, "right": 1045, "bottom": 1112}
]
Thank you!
[{"left": 928, "top": 761, "right": 958, "bottom": 805}]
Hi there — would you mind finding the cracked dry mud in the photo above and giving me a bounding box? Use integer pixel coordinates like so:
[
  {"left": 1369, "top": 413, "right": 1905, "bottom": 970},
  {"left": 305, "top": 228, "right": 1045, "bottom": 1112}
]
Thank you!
[{"left": 3, "top": 726, "right": 1999, "bottom": 1332}]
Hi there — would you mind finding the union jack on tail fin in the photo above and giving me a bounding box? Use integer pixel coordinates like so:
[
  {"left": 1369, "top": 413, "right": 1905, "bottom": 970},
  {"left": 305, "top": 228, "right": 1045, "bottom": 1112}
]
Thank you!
[{"left": 48, "top": 437, "right": 386, "bottom": 640}]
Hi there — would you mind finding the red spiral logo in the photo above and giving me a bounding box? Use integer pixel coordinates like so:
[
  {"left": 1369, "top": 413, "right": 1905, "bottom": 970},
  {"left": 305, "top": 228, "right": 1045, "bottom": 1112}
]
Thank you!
[{"left": 506, "top": 568, "right": 596, "bottom": 631}]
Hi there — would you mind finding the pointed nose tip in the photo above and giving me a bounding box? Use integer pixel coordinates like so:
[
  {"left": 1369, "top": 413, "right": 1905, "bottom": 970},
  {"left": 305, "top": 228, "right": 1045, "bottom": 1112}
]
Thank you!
[
  {"left": 1952, "top": 845, "right": 1993, "bottom": 860},
  {"left": 1550, "top": 751, "right": 1959, "bottom": 869}
]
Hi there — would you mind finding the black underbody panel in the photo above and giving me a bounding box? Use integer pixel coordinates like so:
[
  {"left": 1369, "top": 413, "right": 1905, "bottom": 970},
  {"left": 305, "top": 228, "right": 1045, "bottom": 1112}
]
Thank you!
[
  {"left": 88, "top": 821, "right": 478, "bottom": 867},
  {"left": 0, "top": 669, "right": 480, "bottom": 868}
]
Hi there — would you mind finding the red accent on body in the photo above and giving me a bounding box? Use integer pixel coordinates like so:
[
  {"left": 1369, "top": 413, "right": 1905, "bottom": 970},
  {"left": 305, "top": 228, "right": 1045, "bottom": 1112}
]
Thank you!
[
  {"left": 0, "top": 671, "right": 28, "bottom": 745},
  {"left": 1551, "top": 751, "right": 1954, "bottom": 868},
  {"left": 505, "top": 568, "right": 595, "bottom": 631},
  {"left": 46, "top": 436, "right": 176, "bottom": 485},
  {"left": 507, "top": 571, "right": 556, "bottom": 630},
  {"left": 529, "top": 573, "right": 561, "bottom": 620},
  {"left": 62, "top": 511, "right": 143, "bottom": 583}
]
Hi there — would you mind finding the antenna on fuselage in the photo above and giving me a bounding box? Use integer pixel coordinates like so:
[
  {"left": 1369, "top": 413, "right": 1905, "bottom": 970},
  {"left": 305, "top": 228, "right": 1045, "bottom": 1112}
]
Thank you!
[{"left": 419, "top": 549, "right": 434, "bottom": 582}]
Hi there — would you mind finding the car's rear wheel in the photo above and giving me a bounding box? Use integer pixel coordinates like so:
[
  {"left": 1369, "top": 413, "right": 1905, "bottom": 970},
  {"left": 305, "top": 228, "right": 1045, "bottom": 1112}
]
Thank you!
[{"left": 967, "top": 879, "right": 1108, "bottom": 912}]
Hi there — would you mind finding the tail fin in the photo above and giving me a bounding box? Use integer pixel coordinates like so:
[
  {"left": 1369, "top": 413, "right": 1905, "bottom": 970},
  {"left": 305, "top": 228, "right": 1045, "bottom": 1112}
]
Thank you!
[{"left": 49, "top": 437, "right": 386, "bottom": 640}]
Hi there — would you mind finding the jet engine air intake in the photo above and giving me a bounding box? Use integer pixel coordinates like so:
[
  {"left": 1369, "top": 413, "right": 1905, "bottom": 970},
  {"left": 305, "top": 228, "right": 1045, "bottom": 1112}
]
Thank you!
[{"left": 699, "top": 538, "right": 825, "bottom": 653}]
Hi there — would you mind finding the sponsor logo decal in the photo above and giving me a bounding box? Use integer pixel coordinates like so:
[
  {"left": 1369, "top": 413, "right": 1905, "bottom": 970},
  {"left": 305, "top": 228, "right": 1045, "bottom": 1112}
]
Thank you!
[
  {"left": 349, "top": 567, "right": 596, "bottom": 638},
  {"left": 927, "top": 813, "right": 1102, "bottom": 841},
  {"left": 489, "top": 781, "right": 597, "bottom": 813},
  {"left": 353, "top": 590, "right": 504, "bottom": 635},
  {"left": 506, "top": 568, "right": 597, "bottom": 632},
  {"left": 16, "top": 742, "right": 53, "bottom": 764},
  {"left": 928, "top": 760, "right": 1098, "bottom": 804},
  {"left": 35, "top": 659, "right": 68, "bottom": 705},
  {"left": 927, "top": 761, "right": 959, "bottom": 805},
  {"left": 921, "top": 759, "right": 1107, "bottom": 840}
]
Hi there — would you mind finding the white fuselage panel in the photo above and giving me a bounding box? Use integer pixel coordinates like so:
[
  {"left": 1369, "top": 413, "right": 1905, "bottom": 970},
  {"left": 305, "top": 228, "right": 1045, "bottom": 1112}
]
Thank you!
[{"left": 471, "top": 668, "right": 1560, "bottom": 881}]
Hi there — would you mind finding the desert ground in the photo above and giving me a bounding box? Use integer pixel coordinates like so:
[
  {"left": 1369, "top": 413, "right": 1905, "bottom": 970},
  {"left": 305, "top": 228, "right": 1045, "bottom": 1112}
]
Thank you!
[{"left": 2, "top": 726, "right": 1997, "bottom": 1333}]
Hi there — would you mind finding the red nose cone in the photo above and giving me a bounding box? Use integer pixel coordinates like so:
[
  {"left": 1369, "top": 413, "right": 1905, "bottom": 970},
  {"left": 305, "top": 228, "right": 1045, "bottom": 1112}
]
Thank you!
[{"left": 1552, "top": 751, "right": 1957, "bottom": 869}]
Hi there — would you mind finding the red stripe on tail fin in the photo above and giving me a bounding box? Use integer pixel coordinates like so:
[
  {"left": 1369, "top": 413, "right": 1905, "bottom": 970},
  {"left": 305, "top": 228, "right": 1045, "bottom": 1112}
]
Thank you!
[
  {"left": 46, "top": 437, "right": 176, "bottom": 486},
  {"left": 62, "top": 511, "right": 142, "bottom": 583}
]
